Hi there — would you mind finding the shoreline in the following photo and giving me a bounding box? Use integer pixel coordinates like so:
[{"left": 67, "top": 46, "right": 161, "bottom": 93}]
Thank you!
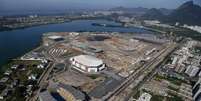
[
  {"left": 0, "top": 20, "right": 71, "bottom": 32},
  {"left": 0, "top": 16, "right": 111, "bottom": 32},
  {"left": 0, "top": 40, "right": 43, "bottom": 75},
  {"left": 0, "top": 19, "right": 156, "bottom": 73}
]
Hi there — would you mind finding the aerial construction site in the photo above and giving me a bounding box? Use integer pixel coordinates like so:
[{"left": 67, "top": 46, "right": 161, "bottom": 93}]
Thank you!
[
  {"left": 2, "top": 31, "right": 176, "bottom": 101},
  {"left": 32, "top": 31, "right": 175, "bottom": 101}
]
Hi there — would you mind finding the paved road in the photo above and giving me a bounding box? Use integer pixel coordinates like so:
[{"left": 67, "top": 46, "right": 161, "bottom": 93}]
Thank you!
[
  {"left": 29, "top": 42, "right": 60, "bottom": 101},
  {"left": 102, "top": 43, "right": 177, "bottom": 101},
  {"left": 29, "top": 60, "right": 55, "bottom": 101}
]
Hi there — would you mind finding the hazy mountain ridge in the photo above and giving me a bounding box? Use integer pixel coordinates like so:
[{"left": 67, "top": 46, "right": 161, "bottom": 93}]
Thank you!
[
  {"left": 141, "top": 1, "right": 201, "bottom": 26},
  {"left": 140, "top": 8, "right": 166, "bottom": 20},
  {"left": 109, "top": 6, "right": 148, "bottom": 15},
  {"left": 167, "top": 1, "right": 201, "bottom": 25}
]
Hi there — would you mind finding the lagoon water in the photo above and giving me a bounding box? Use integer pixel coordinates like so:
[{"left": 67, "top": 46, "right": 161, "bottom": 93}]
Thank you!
[{"left": 0, "top": 20, "right": 153, "bottom": 68}]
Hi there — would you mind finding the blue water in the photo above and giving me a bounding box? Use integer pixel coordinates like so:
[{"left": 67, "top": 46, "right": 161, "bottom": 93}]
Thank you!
[{"left": 0, "top": 19, "right": 153, "bottom": 68}]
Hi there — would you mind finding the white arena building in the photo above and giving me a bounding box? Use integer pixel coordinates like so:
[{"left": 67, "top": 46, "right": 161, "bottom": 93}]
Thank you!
[{"left": 70, "top": 55, "right": 106, "bottom": 73}]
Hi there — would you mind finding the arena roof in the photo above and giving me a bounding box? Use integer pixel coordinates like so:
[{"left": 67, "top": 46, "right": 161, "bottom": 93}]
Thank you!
[
  {"left": 48, "top": 35, "right": 62, "bottom": 40},
  {"left": 72, "top": 55, "right": 103, "bottom": 67}
]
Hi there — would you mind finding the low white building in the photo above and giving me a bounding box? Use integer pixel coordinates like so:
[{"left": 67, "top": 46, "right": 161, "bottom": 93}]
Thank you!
[
  {"left": 137, "top": 93, "right": 152, "bottom": 101},
  {"left": 70, "top": 55, "right": 106, "bottom": 73},
  {"left": 11, "top": 65, "right": 18, "bottom": 70},
  {"left": 185, "top": 65, "right": 200, "bottom": 77}
]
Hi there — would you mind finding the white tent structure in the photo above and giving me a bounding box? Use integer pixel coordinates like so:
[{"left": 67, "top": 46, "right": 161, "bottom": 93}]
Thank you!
[{"left": 70, "top": 55, "right": 105, "bottom": 73}]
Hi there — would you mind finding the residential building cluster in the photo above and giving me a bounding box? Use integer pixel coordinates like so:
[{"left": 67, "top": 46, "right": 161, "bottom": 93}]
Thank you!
[
  {"left": 39, "top": 83, "right": 87, "bottom": 101},
  {"left": 0, "top": 58, "right": 49, "bottom": 100},
  {"left": 166, "top": 40, "right": 201, "bottom": 77}
]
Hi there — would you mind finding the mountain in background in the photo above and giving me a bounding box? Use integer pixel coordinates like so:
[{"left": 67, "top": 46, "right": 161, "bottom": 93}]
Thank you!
[
  {"left": 158, "top": 8, "right": 173, "bottom": 15},
  {"left": 109, "top": 6, "right": 148, "bottom": 15},
  {"left": 141, "top": 1, "right": 201, "bottom": 26},
  {"left": 140, "top": 8, "right": 166, "bottom": 20},
  {"left": 167, "top": 1, "right": 201, "bottom": 25}
]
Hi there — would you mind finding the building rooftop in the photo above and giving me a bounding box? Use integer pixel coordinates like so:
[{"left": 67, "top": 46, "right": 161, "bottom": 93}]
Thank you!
[
  {"left": 39, "top": 91, "right": 56, "bottom": 101},
  {"left": 48, "top": 35, "right": 62, "bottom": 40},
  {"left": 89, "top": 78, "right": 122, "bottom": 98},
  {"left": 0, "top": 77, "right": 9, "bottom": 83},
  {"left": 58, "top": 83, "right": 86, "bottom": 100},
  {"left": 72, "top": 55, "right": 103, "bottom": 67},
  {"left": 137, "top": 93, "right": 152, "bottom": 101}
]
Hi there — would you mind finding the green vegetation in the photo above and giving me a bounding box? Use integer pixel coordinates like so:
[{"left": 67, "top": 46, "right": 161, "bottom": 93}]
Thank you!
[
  {"left": 154, "top": 74, "right": 187, "bottom": 86},
  {"left": 6, "top": 87, "right": 26, "bottom": 101},
  {"left": 172, "top": 28, "right": 201, "bottom": 41},
  {"left": 0, "top": 60, "right": 45, "bottom": 101},
  {"left": 3, "top": 60, "right": 43, "bottom": 83},
  {"left": 133, "top": 91, "right": 141, "bottom": 99},
  {"left": 0, "top": 60, "right": 13, "bottom": 78},
  {"left": 151, "top": 94, "right": 164, "bottom": 101},
  {"left": 167, "top": 92, "right": 183, "bottom": 101},
  {"left": 194, "top": 46, "right": 201, "bottom": 55},
  {"left": 88, "top": 74, "right": 99, "bottom": 79},
  {"left": 168, "top": 86, "right": 179, "bottom": 91},
  {"left": 146, "top": 25, "right": 201, "bottom": 41}
]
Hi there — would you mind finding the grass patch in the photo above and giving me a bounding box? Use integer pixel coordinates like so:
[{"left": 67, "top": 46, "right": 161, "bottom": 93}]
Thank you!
[
  {"left": 88, "top": 74, "right": 99, "bottom": 79},
  {"left": 151, "top": 94, "right": 164, "bottom": 101},
  {"left": 155, "top": 74, "right": 187, "bottom": 86},
  {"left": 168, "top": 86, "right": 179, "bottom": 91},
  {"left": 167, "top": 92, "right": 183, "bottom": 101}
]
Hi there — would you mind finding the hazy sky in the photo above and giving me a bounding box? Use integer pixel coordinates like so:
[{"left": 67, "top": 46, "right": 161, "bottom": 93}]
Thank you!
[{"left": 0, "top": 0, "right": 200, "bottom": 12}]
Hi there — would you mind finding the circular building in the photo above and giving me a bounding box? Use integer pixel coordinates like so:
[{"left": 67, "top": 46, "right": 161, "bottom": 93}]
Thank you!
[{"left": 70, "top": 55, "right": 105, "bottom": 73}]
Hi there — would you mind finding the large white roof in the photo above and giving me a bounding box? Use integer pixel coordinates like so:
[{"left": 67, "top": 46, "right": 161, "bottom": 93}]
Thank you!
[
  {"left": 48, "top": 35, "right": 62, "bottom": 39},
  {"left": 73, "top": 55, "right": 103, "bottom": 67}
]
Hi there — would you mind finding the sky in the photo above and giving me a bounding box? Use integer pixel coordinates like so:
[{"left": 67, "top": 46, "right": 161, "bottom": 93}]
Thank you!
[{"left": 0, "top": 0, "right": 200, "bottom": 12}]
